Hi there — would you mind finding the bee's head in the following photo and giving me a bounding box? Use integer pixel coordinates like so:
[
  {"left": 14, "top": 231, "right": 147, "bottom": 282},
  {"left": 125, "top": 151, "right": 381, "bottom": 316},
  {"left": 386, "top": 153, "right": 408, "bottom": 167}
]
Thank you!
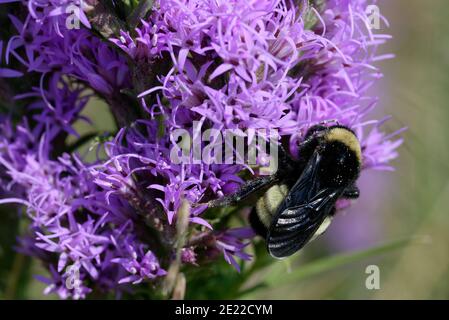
[
  {"left": 303, "top": 124, "right": 362, "bottom": 164},
  {"left": 304, "top": 124, "right": 327, "bottom": 139},
  {"left": 296, "top": 125, "right": 328, "bottom": 161}
]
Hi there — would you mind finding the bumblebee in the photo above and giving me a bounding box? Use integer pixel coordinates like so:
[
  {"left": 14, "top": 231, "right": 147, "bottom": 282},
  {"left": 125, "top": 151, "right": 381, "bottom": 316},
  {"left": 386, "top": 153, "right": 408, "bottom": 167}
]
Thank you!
[{"left": 207, "top": 124, "right": 362, "bottom": 258}]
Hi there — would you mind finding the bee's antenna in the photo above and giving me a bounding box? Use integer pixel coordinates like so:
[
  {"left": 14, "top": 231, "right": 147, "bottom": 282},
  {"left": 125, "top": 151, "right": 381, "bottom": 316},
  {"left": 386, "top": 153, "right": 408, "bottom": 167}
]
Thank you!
[{"left": 317, "top": 119, "right": 340, "bottom": 126}]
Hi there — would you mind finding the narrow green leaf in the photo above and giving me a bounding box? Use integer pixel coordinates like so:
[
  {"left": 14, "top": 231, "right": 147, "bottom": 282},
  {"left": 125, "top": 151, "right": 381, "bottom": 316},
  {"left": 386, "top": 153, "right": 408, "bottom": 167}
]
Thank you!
[
  {"left": 264, "top": 238, "right": 415, "bottom": 287},
  {"left": 237, "top": 283, "right": 268, "bottom": 298}
]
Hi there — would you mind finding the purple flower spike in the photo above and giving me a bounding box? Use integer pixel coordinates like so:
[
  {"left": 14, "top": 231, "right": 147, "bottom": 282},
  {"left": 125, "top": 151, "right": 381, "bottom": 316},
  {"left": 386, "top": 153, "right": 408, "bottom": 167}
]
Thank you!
[{"left": 0, "top": 0, "right": 403, "bottom": 299}]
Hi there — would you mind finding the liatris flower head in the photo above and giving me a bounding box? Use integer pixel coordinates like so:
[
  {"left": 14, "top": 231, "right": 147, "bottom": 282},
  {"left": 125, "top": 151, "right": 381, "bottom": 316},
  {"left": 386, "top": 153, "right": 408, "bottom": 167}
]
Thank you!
[
  {"left": 0, "top": 0, "right": 403, "bottom": 299},
  {"left": 4, "top": 8, "right": 130, "bottom": 95}
]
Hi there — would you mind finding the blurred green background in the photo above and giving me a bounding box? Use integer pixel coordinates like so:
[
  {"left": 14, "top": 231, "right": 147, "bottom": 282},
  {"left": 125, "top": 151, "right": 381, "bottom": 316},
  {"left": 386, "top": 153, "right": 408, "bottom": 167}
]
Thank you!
[{"left": 1, "top": 0, "right": 449, "bottom": 299}]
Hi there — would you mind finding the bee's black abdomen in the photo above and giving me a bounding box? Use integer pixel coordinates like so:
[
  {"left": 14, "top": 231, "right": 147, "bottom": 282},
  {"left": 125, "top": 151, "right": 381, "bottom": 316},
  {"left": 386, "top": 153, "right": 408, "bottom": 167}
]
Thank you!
[{"left": 249, "top": 208, "right": 268, "bottom": 238}]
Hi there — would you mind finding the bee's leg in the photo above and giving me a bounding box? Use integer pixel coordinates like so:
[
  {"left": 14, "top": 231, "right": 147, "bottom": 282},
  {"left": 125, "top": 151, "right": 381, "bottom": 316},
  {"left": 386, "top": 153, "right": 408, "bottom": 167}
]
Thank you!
[
  {"left": 298, "top": 135, "right": 317, "bottom": 153},
  {"left": 342, "top": 184, "right": 360, "bottom": 199},
  {"left": 207, "top": 175, "right": 276, "bottom": 208},
  {"left": 249, "top": 207, "right": 268, "bottom": 239},
  {"left": 275, "top": 143, "right": 298, "bottom": 175},
  {"left": 318, "top": 119, "right": 340, "bottom": 126}
]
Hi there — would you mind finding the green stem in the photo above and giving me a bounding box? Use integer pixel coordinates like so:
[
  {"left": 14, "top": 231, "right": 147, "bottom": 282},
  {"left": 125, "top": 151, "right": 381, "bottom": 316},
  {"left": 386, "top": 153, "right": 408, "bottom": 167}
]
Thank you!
[
  {"left": 128, "top": 0, "right": 154, "bottom": 28},
  {"left": 4, "top": 253, "right": 26, "bottom": 299}
]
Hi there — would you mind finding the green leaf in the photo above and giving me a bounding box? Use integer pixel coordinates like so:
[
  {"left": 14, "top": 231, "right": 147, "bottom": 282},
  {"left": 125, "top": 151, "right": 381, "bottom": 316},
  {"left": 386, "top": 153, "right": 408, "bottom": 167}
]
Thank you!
[
  {"left": 237, "top": 283, "right": 268, "bottom": 298},
  {"left": 246, "top": 237, "right": 419, "bottom": 293}
]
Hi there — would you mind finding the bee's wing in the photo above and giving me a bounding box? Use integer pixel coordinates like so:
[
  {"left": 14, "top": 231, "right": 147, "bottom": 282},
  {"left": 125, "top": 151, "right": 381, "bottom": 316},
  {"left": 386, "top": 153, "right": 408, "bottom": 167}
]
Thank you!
[{"left": 267, "top": 152, "right": 342, "bottom": 258}]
